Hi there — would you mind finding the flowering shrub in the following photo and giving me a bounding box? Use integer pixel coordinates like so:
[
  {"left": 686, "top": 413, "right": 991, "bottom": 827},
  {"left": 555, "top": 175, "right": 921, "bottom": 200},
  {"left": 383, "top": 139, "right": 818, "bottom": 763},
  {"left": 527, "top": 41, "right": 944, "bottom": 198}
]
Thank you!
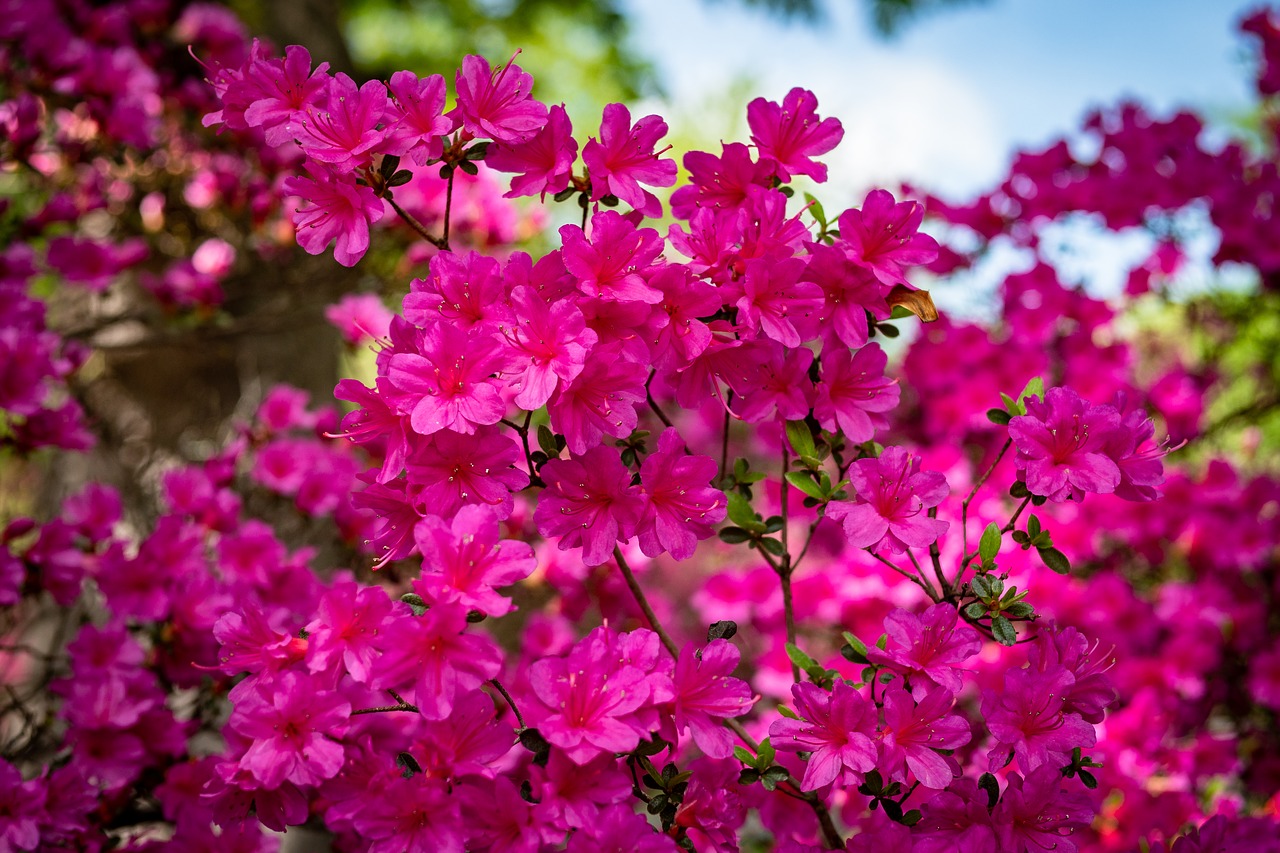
[{"left": 3, "top": 3, "right": 1280, "bottom": 852}]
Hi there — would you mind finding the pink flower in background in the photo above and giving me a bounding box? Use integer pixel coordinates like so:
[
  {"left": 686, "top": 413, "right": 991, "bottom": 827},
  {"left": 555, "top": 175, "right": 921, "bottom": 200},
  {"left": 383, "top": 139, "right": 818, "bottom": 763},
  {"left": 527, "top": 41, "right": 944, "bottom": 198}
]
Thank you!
[
  {"left": 747, "top": 87, "right": 844, "bottom": 182},
  {"left": 583, "top": 103, "right": 678, "bottom": 217},
  {"left": 825, "top": 446, "right": 949, "bottom": 555},
  {"left": 283, "top": 163, "right": 385, "bottom": 266},
  {"left": 325, "top": 293, "right": 392, "bottom": 345},
  {"left": 991, "top": 766, "right": 1094, "bottom": 853}
]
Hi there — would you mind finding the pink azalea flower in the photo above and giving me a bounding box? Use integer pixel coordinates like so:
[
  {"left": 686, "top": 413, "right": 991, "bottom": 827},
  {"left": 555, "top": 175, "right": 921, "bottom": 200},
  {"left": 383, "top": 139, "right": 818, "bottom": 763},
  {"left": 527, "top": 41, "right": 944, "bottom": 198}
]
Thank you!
[
  {"left": 1027, "top": 626, "right": 1117, "bottom": 724},
  {"left": 670, "top": 141, "right": 775, "bottom": 220},
  {"left": 354, "top": 776, "right": 463, "bottom": 853},
  {"left": 824, "top": 446, "right": 950, "bottom": 556},
  {"left": 373, "top": 601, "right": 503, "bottom": 720},
  {"left": 546, "top": 345, "right": 647, "bottom": 455},
  {"left": 283, "top": 162, "right": 386, "bottom": 267},
  {"left": 583, "top": 102, "right": 678, "bottom": 218},
  {"left": 671, "top": 640, "right": 754, "bottom": 758},
  {"left": 637, "top": 429, "right": 727, "bottom": 560},
  {"left": 450, "top": 53, "right": 548, "bottom": 144},
  {"left": 561, "top": 210, "right": 665, "bottom": 303},
  {"left": 734, "top": 343, "right": 813, "bottom": 423},
  {"left": 534, "top": 445, "right": 645, "bottom": 566},
  {"left": 487, "top": 103, "right": 579, "bottom": 199},
  {"left": 914, "top": 778, "right": 999, "bottom": 853},
  {"left": 770, "top": 680, "right": 878, "bottom": 791},
  {"left": 503, "top": 286, "right": 598, "bottom": 410},
  {"left": 983, "top": 667, "right": 1097, "bottom": 773},
  {"left": 350, "top": 476, "right": 425, "bottom": 568},
  {"left": 45, "top": 235, "right": 147, "bottom": 292},
  {"left": 813, "top": 343, "right": 899, "bottom": 444},
  {"left": 747, "top": 87, "right": 844, "bottom": 182},
  {"left": 1008, "top": 386, "right": 1122, "bottom": 502},
  {"left": 403, "top": 250, "right": 511, "bottom": 332},
  {"left": 325, "top": 293, "right": 393, "bottom": 346},
  {"left": 404, "top": 425, "right": 528, "bottom": 519},
  {"left": 241, "top": 44, "right": 330, "bottom": 147},
  {"left": 0, "top": 758, "right": 44, "bottom": 852},
  {"left": 386, "top": 323, "right": 509, "bottom": 436},
  {"left": 230, "top": 672, "right": 350, "bottom": 789},
  {"left": 735, "top": 256, "right": 823, "bottom": 348},
  {"left": 291, "top": 72, "right": 389, "bottom": 171},
  {"left": 991, "top": 766, "right": 1094, "bottom": 853},
  {"left": 868, "top": 602, "right": 982, "bottom": 697},
  {"left": 333, "top": 377, "right": 410, "bottom": 483},
  {"left": 837, "top": 189, "right": 940, "bottom": 286},
  {"left": 877, "top": 683, "right": 971, "bottom": 789},
  {"left": 564, "top": 804, "right": 682, "bottom": 852},
  {"left": 304, "top": 579, "right": 393, "bottom": 682},
  {"left": 528, "top": 633, "right": 653, "bottom": 764},
  {"left": 802, "top": 242, "right": 891, "bottom": 349},
  {"left": 532, "top": 752, "right": 633, "bottom": 829},
  {"left": 408, "top": 688, "right": 514, "bottom": 780},
  {"left": 384, "top": 70, "right": 455, "bottom": 165},
  {"left": 413, "top": 504, "right": 536, "bottom": 617},
  {"left": 644, "top": 265, "right": 721, "bottom": 371}
]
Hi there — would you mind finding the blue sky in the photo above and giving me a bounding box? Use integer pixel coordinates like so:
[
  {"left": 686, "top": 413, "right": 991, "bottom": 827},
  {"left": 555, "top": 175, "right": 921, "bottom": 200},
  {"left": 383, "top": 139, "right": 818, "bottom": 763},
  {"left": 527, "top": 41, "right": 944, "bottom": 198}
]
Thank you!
[{"left": 623, "top": 0, "right": 1259, "bottom": 199}]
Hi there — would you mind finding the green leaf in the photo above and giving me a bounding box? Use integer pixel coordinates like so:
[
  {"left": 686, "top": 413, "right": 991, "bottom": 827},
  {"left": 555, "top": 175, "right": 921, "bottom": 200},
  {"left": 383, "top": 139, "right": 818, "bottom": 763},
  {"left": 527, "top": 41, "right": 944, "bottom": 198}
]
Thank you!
[
  {"left": 964, "top": 601, "right": 988, "bottom": 619},
  {"left": 902, "top": 809, "right": 922, "bottom": 827},
  {"left": 777, "top": 704, "right": 799, "bottom": 720},
  {"left": 458, "top": 158, "right": 479, "bottom": 175},
  {"left": 718, "top": 527, "right": 752, "bottom": 544},
  {"left": 875, "top": 633, "right": 887, "bottom": 650},
  {"left": 386, "top": 169, "right": 414, "bottom": 188},
  {"left": 991, "top": 615, "right": 1017, "bottom": 646},
  {"left": 760, "top": 766, "right": 790, "bottom": 791},
  {"left": 803, "top": 192, "right": 828, "bottom": 228},
  {"left": 1027, "top": 514, "right": 1041, "bottom": 538},
  {"left": 552, "top": 187, "right": 577, "bottom": 203},
  {"left": 979, "top": 522, "right": 1002, "bottom": 563},
  {"left": 1009, "top": 480, "right": 1030, "bottom": 498},
  {"left": 757, "top": 738, "right": 776, "bottom": 767},
  {"left": 758, "top": 537, "right": 785, "bottom": 556},
  {"left": 1017, "top": 376, "right": 1045, "bottom": 406},
  {"left": 1038, "top": 546, "right": 1071, "bottom": 574},
  {"left": 1005, "top": 601, "right": 1035, "bottom": 618},
  {"left": 785, "top": 643, "right": 822, "bottom": 680},
  {"left": 725, "top": 491, "right": 761, "bottom": 530},
  {"left": 733, "top": 746, "right": 756, "bottom": 765},
  {"left": 1078, "top": 769, "right": 1098, "bottom": 789},
  {"left": 970, "top": 575, "right": 994, "bottom": 600},
  {"left": 738, "top": 768, "right": 760, "bottom": 785},
  {"left": 986, "top": 408, "right": 1013, "bottom": 425},
  {"left": 785, "top": 420, "right": 817, "bottom": 461},
  {"left": 999, "top": 392, "right": 1019, "bottom": 415},
  {"left": 785, "top": 470, "right": 826, "bottom": 501},
  {"left": 842, "top": 631, "right": 869, "bottom": 658},
  {"left": 536, "top": 425, "right": 558, "bottom": 457}
]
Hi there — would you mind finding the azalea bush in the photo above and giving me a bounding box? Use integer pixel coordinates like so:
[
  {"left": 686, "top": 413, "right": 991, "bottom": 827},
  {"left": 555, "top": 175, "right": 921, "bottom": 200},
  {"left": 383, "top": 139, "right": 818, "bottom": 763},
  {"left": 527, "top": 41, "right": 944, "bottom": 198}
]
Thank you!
[{"left": 2, "top": 2, "right": 1280, "bottom": 852}]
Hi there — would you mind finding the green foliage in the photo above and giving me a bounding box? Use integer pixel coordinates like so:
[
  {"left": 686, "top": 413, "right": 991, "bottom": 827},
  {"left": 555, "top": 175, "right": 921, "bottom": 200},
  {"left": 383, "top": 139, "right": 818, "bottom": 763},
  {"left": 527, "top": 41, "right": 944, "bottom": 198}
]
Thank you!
[{"left": 342, "top": 0, "right": 655, "bottom": 122}]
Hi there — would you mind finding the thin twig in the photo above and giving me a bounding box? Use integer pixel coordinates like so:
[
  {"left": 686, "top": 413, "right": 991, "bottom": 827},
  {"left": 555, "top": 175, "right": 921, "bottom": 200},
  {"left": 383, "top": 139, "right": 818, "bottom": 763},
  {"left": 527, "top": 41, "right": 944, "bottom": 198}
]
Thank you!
[
  {"left": 386, "top": 196, "right": 446, "bottom": 249},
  {"left": 613, "top": 547, "right": 679, "bottom": 658},
  {"left": 489, "top": 679, "right": 525, "bottom": 729}
]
